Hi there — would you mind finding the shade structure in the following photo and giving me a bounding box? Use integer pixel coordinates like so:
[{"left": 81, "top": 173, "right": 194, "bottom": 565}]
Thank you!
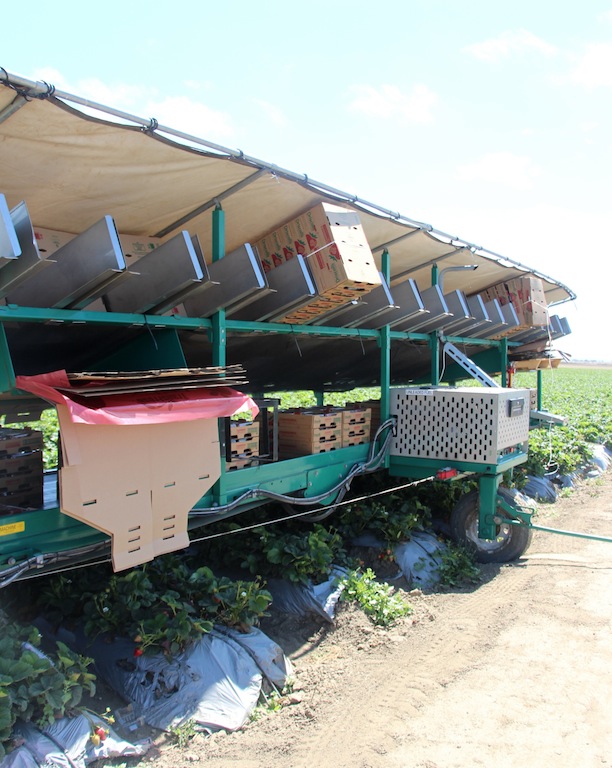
[{"left": 0, "top": 69, "right": 576, "bottom": 390}]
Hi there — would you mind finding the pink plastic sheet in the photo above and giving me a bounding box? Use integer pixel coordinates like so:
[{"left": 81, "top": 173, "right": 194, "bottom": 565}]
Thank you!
[{"left": 15, "top": 370, "right": 259, "bottom": 426}]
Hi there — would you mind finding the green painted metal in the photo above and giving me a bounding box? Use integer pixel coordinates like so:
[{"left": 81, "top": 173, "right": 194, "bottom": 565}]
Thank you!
[
  {"left": 0, "top": 503, "right": 107, "bottom": 569},
  {"left": 226, "top": 317, "right": 381, "bottom": 338},
  {"left": 92, "top": 327, "right": 187, "bottom": 371},
  {"left": 514, "top": 522, "right": 612, "bottom": 543},
  {"left": 0, "top": 325, "right": 15, "bottom": 392},
  {"left": 0, "top": 193, "right": 561, "bottom": 578},
  {"left": 195, "top": 444, "right": 370, "bottom": 513},
  {"left": 537, "top": 368, "right": 543, "bottom": 410},
  {"left": 500, "top": 337, "right": 508, "bottom": 387},
  {"left": 429, "top": 333, "right": 440, "bottom": 386},
  {"left": 388, "top": 449, "right": 528, "bottom": 480},
  {"left": 478, "top": 474, "right": 501, "bottom": 539},
  {"left": 0, "top": 304, "right": 213, "bottom": 331},
  {"left": 378, "top": 249, "right": 392, "bottom": 466},
  {"left": 211, "top": 206, "right": 227, "bottom": 368},
  {"left": 379, "top": 325, "right": 391, "bottom": 422},
  {"left": 496, "top": 498, "right": 612, "bottom": 543}
]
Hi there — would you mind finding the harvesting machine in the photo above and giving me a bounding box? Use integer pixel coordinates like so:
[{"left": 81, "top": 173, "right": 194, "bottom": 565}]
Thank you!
[{"left": 0, "top": 69, "right": 576, "bottom": 586}]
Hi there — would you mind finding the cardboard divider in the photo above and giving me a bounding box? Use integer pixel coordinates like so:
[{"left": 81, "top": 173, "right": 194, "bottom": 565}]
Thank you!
[{"left": 57, "top": 404, "right": 220, "bottom": 571}]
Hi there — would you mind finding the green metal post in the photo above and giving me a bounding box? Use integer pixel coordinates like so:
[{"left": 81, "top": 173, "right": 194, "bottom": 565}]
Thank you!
[
  {"left": 500, "top": 337, "right": 508, "bottom": 387},
  {"left": 429, "top": 263, "right": 440, "bottom": 385},
  {"left": 315, "top": 392, "right": 324, "bottom": 407},
  {"left": 478, "top": 474, "right": 500, "bottom": 540},
  {"left": 379, "top": 250, "right": 391, "bottom": 430},
  {"left": 212, "top": 205, "right": 226, "bottom": 368},
  {"left": 429, "top": 334, "right": 440, "bottom": 386},
  {"left": 537, "top": 368, "right": 543, "bottom": 410},
  {"left": 0, "top": 325, "right": 16, "bottom": 393}
]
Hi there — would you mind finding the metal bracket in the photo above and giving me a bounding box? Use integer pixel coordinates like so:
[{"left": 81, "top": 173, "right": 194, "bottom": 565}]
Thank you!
[{"left": 443, "top": 342, "right": 500, "bottom": 388}]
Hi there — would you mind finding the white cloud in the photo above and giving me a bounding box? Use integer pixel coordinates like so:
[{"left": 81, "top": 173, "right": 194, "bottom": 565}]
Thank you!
[
  {"left": 253, "top": 99, "right": 288, "bottom": 127},
  {"left": 143, "top": 95, "right": 235, "bottom": 139},
  {"left": 463, "top": 29, "right": 558, "bottom": 61},
  {"left": 567, "top": 42, "right": 612, "bottom": 88},
  {"left": 31, "top": 68, "right": 234, "bottom": 139},
  {"left": 598, "top": 10, "right": 612, "bottom": 22},
  {"left": 456, "top": 152, "right": 542, "bottom": 191},
  {"left": 348, "top": 83, "right": 437, "bottom": 124},
  {"left": 32, "top": 68, "right": 148, "bottom": 109}
]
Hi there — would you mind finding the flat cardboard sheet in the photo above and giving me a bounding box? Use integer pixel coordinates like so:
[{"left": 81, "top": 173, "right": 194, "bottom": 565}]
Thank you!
[{"left": 15, "top": 370, "right": 258, "bottom": 425}]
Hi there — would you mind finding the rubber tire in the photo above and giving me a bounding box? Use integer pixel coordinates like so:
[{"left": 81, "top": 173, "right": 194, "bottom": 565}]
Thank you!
[{"left": 450, "top": 487, "right": 533, "bottom": 563}]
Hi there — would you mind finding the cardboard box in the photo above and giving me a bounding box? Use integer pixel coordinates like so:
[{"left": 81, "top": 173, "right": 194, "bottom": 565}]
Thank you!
[
  {"left": 342, "top": 428, "right": 370, "bottom": 447},
  {"left": 0, "top": 473, "right": 42, "bottom": 495},
  {"left": 253, "top": 203, "right": 380, "bottom": 296},
  {"left": 226, "top": 458, "right": 259, "bottom": 471},
  {"left": 228, "top": 419, "right": 260, "bottom": 442},
  {"left": 0, "top": 489, "right": 43, "bottom": 509},
  {"left": 224, "top": 420, "right": 261, "bottom": 469},
  {"left": 0, "top": 450, "right": 43, "bottom": 478},
  {"left": 289, "top": 204, "right": 380, "bottom": 296},
  {"left": 341, "top": 407, "right": 371, "bottom": 447},
  {"left": 227, "top": 437, "right": 259, "bottom": 460},
  {"left": 254, "top": 229, "right": 285, "bottom": 273},
  {"left": 479, "top": 277, "right": 548, "bottom": 328},
  {"left": 0, "top": 428, "right": 43, "bottom": 457},
  {"left": 57, "top": 404, "right": 221, "bottom": 572},
  {"left": 346, "top": 401, "right": 381, "bottom": 436},
  {"left": 278, "top": 409, "right": 343, "bottom": 456}
]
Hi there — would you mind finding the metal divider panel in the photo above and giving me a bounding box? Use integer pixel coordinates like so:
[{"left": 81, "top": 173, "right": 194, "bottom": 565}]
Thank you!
[
  {"left": 103, "top": 230, "right": 207, "bottom": 314},
  {"left": 0, "top": 193, "right": 20, "bottom": 267},
  {"left": 183, "top": 243, "right": 270, "bottom": 317},
  {"left": 558, "top": 316, "right": 571, "bottom": 336},
  {"left": 317, "top": 273, "right": 397, "bottom": 328},
  {"left": 6, "top": 215, "right": 127, "bottom": 310},
  {"left": 0, "top": 200, "right": 57, "bottom": 297},
  {"left": 359, "top": 277, "right": 426, "bottom": 330},
  {"left": 230, "top": 254, "right": 314, "bottom": 322},
  {"left": 471, "top": 299, "right": 507, "bottom": 338},
  {"left": 395, "top": 285, "right": 451, "bottom": 332},
  {"left": 462, "top": 294, "right": 492, "bottom": 337},
  {"left": 549, "top": 315, "right": 564, "bottom": 338},
  {"left": 500, "top": 301, "right": 520, "bottom": 330},
  {"left": 439, "top": 290, "right": 477, "bottom": 335}
]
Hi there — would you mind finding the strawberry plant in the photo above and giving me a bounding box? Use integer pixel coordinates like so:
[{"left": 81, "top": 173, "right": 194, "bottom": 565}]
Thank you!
[
  {"left": 0, "top": 615, "right": 95, "bottom": 760},
  {"left": 436, "top": 543, "right": 481, "bottom": 588},
  {"left": 338, "top": 568, "right": 412, "bottom": 626},
  {"left": 241, "top": 524, "right": 347, "bottom": 585}
]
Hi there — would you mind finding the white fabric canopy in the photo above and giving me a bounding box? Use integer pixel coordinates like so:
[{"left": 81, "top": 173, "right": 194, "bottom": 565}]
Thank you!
[{"left": 0, "top": 71, "right": 574, "bottom": 306}]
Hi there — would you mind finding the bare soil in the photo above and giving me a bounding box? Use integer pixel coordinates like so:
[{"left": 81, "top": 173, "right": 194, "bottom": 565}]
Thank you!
[{"left": 110, "top": 471, "right": 612, "bottom": 768}]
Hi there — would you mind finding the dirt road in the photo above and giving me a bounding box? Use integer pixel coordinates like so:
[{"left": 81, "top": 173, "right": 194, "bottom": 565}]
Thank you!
[{"left": 152, "top": 472, "right": 612, "bottom": 768}]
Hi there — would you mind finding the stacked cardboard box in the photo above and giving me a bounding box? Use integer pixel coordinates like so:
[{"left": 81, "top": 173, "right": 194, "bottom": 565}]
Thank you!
[
  {"left": 0, "top": 427, "right": 44, "bottom": 509},
  {"left": 341, "top": 407, "right": 372, "bottom": 447},
  {"left": 278, "top": 409, "right": 343, "bottom": 457},
  {"left": 253, "top": 203, "right": 381, "bottom": 324},
  {"left": 225, "top": 419, "right": 260, "bottom": 470},
  {"left": 346, "top": 400, "right": 381, "bottom": 437},
  {"left": 478, "top": 276, "right": 548, "bottom": 334}
]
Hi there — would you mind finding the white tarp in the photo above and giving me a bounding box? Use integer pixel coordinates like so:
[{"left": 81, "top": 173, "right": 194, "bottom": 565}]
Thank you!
[{"left": 0, "top": 71, "right": 574, "bottom": 306}]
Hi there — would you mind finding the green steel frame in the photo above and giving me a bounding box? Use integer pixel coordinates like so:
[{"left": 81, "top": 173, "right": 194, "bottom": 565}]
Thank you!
[{"left": 0, "top": 206, "right": 532, "bottom": 576}]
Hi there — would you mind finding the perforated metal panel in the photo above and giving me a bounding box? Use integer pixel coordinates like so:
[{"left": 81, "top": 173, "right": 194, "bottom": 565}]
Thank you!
[{"left": 390, "top": 387, "right": 530, "bottom": 463}]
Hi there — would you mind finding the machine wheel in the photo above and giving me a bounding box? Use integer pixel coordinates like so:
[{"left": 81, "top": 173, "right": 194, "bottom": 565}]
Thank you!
[{"left": 450, "top": 487, "right": 533, "bottom": 563}]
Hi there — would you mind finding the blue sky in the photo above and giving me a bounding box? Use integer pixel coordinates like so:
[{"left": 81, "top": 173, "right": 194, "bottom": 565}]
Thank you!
[{"left": 2, "top": 0, "right": 611, "bottom": 360}]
